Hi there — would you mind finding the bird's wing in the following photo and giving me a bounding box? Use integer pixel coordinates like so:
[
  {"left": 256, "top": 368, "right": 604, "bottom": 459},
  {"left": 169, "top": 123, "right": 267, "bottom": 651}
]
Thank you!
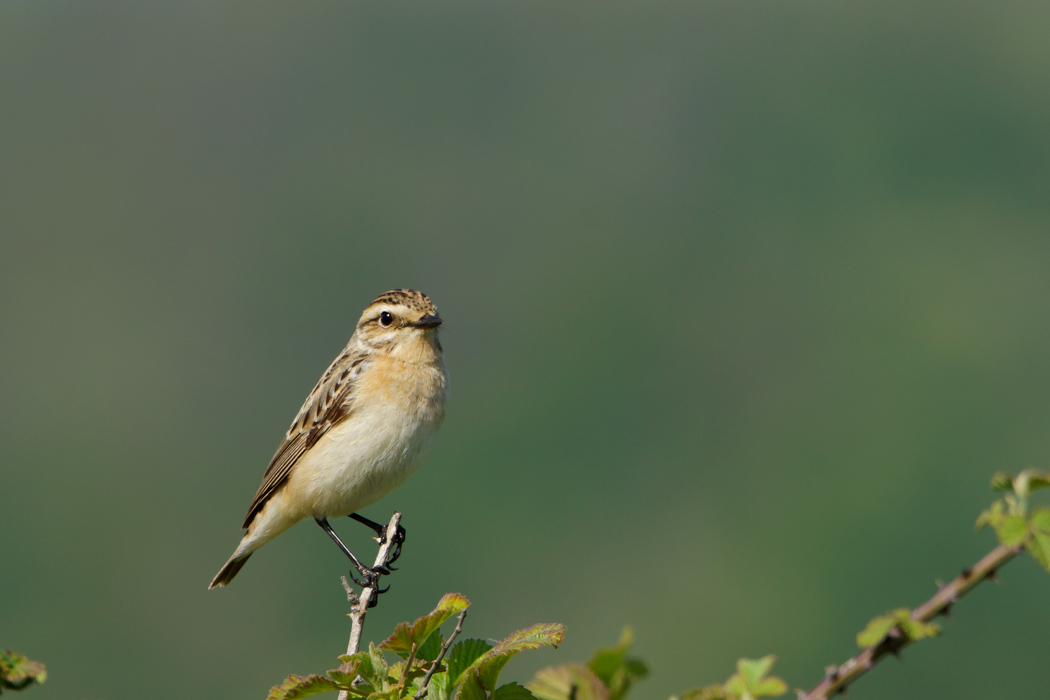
[{"left": 241, "top": 352, "right": 370, "bottom": 529}]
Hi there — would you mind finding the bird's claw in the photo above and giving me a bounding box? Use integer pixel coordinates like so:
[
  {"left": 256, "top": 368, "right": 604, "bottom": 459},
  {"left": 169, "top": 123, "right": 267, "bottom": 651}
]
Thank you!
[{"left": 385, "top": 524, "right": 407, "bottom": 566}]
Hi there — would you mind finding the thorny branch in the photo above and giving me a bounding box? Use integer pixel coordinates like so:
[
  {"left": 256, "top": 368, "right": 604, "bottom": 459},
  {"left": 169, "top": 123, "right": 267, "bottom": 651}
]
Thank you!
[
  {"left": 414, "top": 610, "right": 467, "bottom": 700},
  {"left": 336, "top": 511, "right": 403, "bottom": 700},
  {"left": 797, "top": 542, "right": 1023, "bottom": 700}
]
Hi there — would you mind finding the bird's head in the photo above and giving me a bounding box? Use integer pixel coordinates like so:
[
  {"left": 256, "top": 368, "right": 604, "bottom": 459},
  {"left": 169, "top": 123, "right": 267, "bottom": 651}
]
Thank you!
[{"left": 354, "top": 289, "right": 443, "bottom": 359}]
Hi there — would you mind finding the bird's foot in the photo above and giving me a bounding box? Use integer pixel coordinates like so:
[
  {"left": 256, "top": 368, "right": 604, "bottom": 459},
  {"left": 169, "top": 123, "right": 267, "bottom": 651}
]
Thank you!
[{"left": 348, "top": 562, "right": 391, "bottom": 595}]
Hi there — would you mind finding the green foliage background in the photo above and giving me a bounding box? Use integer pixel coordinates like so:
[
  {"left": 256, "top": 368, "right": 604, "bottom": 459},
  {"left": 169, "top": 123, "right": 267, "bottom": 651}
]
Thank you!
[{"left": 2, "top": 1, "right": 1050, "bottom": 699}]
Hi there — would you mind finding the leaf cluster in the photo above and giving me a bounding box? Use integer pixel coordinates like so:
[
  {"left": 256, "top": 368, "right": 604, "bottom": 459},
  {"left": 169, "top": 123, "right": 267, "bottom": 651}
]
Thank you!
[
  {"left": 855, "top": 609, "right": 940, "bottom": 649},
  {"left": 670, "top": 656, "right": 786, "bottom": 700},
  {"left": 528, "top": 627, "right": 649, "bottom": 700},
  {"left": 0, "top": 649, "right": 46, "bottom": 694},
  {"left": 977, "top": 469, "right": 1050, "bottom": 572},
  {"left": 268, "top": 594, "right": 565, "bottom": 700}
]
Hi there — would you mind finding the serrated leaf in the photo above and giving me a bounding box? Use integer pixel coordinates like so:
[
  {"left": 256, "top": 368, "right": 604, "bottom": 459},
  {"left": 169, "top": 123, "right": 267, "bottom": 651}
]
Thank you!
[
  {"left": 528, "top": 664, "right": 609, "bottom": 700},
  {"left": 267, "top": 674, "right": 341, "bottom": 700},
  {"left": 996, "top": 514, "right": 1029, "bottom": 546},
  {"left": 447, "top": 639, "right": 492, "bottom": 685},
  {"left": 1026, "top": 530, "right": 1050, "bottom": 573},
  {"left": 493, "top": 682, "right": 540, "bottom": 700},
  {"left": 380, "top": 594, "right": 470, "bottom": 657},
  {"left": 472, "top": 623, "right": 566, "bottom": 691}
]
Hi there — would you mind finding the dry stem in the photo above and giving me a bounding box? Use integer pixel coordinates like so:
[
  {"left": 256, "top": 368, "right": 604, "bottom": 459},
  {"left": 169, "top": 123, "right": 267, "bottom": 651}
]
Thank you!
[
  {"left": 797, "top": 542, "right": 1023, "bottom": 700},
  {"left": 414, "top": 610, "right": 467, "bottom": 700},
  {"left": 336, "top": 511, "right": 402, "bottom": 700}
]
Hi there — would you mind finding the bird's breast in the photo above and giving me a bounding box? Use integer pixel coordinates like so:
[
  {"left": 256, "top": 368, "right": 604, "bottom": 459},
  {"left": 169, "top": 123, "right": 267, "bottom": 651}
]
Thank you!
[{"left": 283, "top": 356, "right": 448, "bottom": 519}]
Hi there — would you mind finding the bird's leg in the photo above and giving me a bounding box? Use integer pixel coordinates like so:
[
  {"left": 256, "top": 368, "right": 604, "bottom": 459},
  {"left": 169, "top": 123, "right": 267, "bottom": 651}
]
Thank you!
[
  {"left": 349, "top": 512, "right": 407, "bottom": 568},
  {"left": 315, "top": 518, "right": 390, "bottom": 592}
]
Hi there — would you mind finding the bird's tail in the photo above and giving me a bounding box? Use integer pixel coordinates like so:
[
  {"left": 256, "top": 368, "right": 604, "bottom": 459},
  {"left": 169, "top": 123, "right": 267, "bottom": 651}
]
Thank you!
[{"left": 209, "top": 551, "right": 252, "bottom": 589}]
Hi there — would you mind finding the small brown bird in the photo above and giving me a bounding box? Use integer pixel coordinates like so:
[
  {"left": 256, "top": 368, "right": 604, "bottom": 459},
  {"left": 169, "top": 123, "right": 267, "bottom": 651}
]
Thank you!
[{"left": 209, "top": 289, "right": 448, "bottom": 589}]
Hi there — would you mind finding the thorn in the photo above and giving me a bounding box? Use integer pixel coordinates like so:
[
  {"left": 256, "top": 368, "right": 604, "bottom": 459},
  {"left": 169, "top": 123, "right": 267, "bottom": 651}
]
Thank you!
[
  {"left": 940, "top": 603, "right": 953, "bottom": 620},
  {"left": 987, "top": 568, "right": 999, "bottom": 583},
  {"left": 960, "top": 567, "right": 972, "bottom": 579},
  {"left": 823, "top": 666, "right": 839, "bottom": 681}
]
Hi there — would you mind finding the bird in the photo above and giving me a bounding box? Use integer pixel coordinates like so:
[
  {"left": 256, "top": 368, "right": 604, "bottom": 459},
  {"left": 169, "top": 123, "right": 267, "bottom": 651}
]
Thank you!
[{"left": 209, "top": 289, "right": 448, "bottom": 589}]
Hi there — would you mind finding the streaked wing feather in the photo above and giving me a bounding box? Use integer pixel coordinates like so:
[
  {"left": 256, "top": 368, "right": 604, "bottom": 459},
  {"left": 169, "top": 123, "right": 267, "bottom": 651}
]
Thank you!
[{"left": 241, "top": 353, "right": 368, "bottom": 528}]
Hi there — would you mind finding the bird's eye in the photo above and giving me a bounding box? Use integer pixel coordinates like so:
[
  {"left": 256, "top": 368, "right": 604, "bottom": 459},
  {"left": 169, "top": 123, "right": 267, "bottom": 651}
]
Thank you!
[{"left": 379, "top": 311, "right": 394, "bottom": 327}]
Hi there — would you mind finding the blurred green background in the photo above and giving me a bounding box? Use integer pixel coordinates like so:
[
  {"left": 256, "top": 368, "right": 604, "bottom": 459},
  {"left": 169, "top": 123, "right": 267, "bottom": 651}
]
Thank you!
[{"left": 3, "top": 1, "right": 1050, "bottom": 699}]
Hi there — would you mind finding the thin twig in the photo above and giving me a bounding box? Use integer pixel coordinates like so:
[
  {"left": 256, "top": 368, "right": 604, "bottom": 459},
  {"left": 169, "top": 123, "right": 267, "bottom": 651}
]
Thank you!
[
  {"left": 336, "top": 511, "right": 403, "bottom": 700},
  {"left": 797, "top": 543, "right": 1023, "bottom": 700},
  {"left": 414, "top": 610, "right": 467, "bottom": 700}
]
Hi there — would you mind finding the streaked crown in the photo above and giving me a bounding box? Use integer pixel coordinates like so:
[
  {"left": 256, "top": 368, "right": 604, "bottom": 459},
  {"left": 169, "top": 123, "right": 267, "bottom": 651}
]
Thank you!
[{"left": 368, "top": 289, "right": 438, "bottom": 316}]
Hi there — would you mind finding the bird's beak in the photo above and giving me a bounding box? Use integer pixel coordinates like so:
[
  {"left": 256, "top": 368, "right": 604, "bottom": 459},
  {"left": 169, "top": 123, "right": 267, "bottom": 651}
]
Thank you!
[{"left": 408, "top": 314, "right": 443, "bottom": 329}]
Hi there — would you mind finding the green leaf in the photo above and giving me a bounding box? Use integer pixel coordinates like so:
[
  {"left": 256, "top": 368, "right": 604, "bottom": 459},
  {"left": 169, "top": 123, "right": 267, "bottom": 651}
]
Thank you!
[
  {"left": 425, "top": 671, "right": 450, "bottom": 700},
  {"left": 1030, "top": 508, "right": 1050, "bottom": 533},
  {"left": 447, "top": 639, "right": 492, "bottom": 685},
  {"left": 266, "top": 674, "right": 341, "bottom": 700},
  {"left": 735, "top": 657, "right": 774, "bottom": 689},
  {"left": 753, "top": 678, "right": 788, "bottom": 696},
  {"left": 856, "top": 611, "right": 903, "bottom": 648},
  {"left": 528, "top": 664, "right": 609, "bottom": 700},
  {"left": 417, "top": 631, "right": 444, "bottom": 663},
  {"left": 587, "top": 627, "right": 633, "bottom": 685},
  {"left": 996, "top": 514, "right": 1030, "bottom": 546},
  {"left": 585, "top": 627, "right": 648, "bottom": 700},
  {"left": 899, "top": 617, "right": 940, "bottom": 642},
  {"left": 493, "top": 682, "right": 541, "bottom": 700},
  {"left": 381, "top": 622, "right": 416, "bottom": 657},
  {"left": 338, "top": 652, "right": 379, "bottom": 689},
  {"left": 975, "top": 500, "right": 1004, "bottom": 532},
  {"left": 857, "top": 609, "right": 939, "bottom": 649},
  {"left": 723, "top": 656, "right": 786, "bottom": 699},
  {"left": 1026, "top": 530, "right": 1050, "bottom": 573},
  {"left": 458, "top": 673, "right": 488, "bottom": 700}
]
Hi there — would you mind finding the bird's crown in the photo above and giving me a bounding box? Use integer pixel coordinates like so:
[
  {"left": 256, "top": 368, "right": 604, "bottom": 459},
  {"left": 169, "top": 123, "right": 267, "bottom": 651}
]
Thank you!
[{"left": 367, "top": 289, "right": 438, "bottom": 316}]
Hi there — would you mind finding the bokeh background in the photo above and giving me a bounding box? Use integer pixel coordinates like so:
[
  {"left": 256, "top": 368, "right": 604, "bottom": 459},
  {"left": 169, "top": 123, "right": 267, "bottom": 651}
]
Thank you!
[{"left": 3, "top": 2, "right": 1050, "bottom": 699}]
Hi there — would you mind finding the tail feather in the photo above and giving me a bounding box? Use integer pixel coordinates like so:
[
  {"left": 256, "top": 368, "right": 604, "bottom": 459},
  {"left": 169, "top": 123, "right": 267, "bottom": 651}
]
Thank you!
[{"left": 209, "top": 552, "right": 252, "bottom": 589}]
